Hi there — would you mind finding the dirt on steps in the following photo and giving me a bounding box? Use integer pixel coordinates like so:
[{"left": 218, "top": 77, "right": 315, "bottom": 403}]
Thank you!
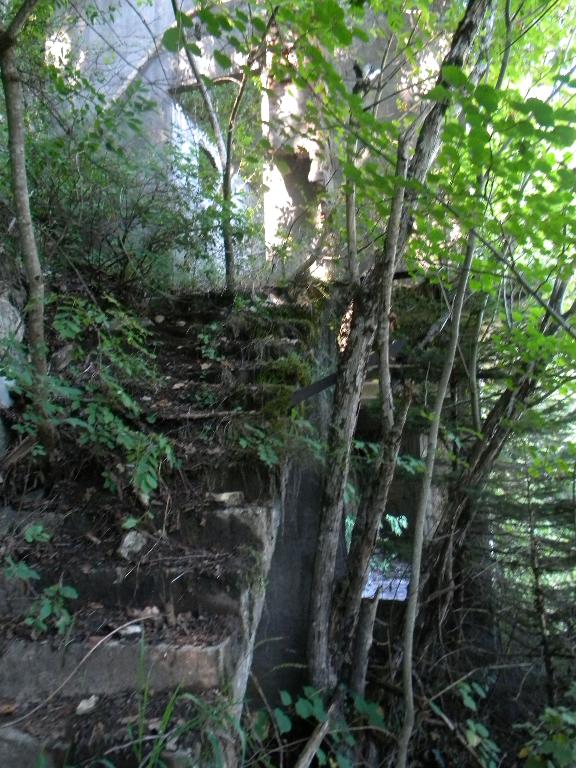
[{"left": 0, "top": 290, "right": 315, "bottom": 766}]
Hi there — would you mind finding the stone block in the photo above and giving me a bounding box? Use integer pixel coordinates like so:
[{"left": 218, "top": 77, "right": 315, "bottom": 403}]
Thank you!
[
  {"left": 0, "top": 727, "right": 54, "bottom": 768},
  {"left": 0, "top": 638, "right": 233, "bottom": 702}
]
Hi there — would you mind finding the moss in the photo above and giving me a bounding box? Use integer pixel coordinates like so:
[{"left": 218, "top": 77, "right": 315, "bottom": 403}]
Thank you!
[
  {"left": 258, "top": 352, "right": 313, "bottom": 389},
  {"left": 261, "top": 384, "right": 294, "bottom": 418}
]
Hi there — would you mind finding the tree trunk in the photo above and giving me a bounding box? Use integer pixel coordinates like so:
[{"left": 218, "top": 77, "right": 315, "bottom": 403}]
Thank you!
[
  {"left": 308, "top": 286, "right": 380, "bottom": 688},
  {"left": 338, "top": 389, "right": 410, "bottom": 662},
  {"left": 396, "top": 229, "right": 477, "bottom": 768},
  {"left": 307, "top": 0, "right": 492, "bottom": 690},
  {"left": 0, "top": 35, "right": 54, "bottom": 456}
]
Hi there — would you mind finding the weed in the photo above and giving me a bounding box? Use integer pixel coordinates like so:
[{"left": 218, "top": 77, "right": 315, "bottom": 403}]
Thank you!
[
  {"left": 517, "top": 685, "right": 576, "bottom": 767},
  {"left": 247, "top": 687, "right": 387, "bottom": 767},
  {"left": 5, "top": 296, "right": 175, "bottom": 502},
  {"left": 25, "top": 582, "right": 78, "bottom": 635},
  {"left": 198, "top": 322, "right": 224, "bottom": 362}
]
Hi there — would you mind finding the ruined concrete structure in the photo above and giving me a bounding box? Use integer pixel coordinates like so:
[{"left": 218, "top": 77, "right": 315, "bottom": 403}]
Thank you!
[{"left": 55, "top": 1, "right": 417, "bottom": 279}]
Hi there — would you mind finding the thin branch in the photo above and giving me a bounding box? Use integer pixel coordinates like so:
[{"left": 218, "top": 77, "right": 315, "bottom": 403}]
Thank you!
[{"left": 1, "top": 0, "right": 40, "bottom": 42}]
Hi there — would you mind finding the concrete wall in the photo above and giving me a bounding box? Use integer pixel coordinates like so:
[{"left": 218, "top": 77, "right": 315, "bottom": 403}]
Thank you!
[{"left": 61, "top": 2, "right": 444, "bottom": 279}]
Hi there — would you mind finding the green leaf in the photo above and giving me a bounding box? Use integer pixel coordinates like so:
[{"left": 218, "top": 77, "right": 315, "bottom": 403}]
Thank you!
[
  {"left": 471, "top": 682, "right": 487, "bottom": 699},
  {"left": 273, "top": 708, "right": 292, "bottom": 734},
  {"left": 550, "top": 125, "right": 576, "bottom": 146},
  {"left": 186, "top": 41, "right": 202, "bottom": 56},
  {"left": 466, "top": 728, "right": 481, "bottom": 747},
  {"left": 162, "top": 27, "right": 182, "bottom": 52},
  {"left": 60, "top": 585, "right": 79, "bottom": 599},
  {"left": 525, "top": 97, "right": 555, "bottom": 127},
  {"left": 122, "top": 516, "right": 140, "bottom": 530},
  {"left": 38, "top": 600, "right": 53, "bottom": 621},
  {"left": 174, "top": 9, "right": 194, "bottom": 27},
  {"left": 442, "top": 65, "right": 469, "bottom": 88},
  {"left": 214, "top": 50, "right": 233, "bottom": 69},
  {"left": 280, "top": 690, "right": 292, "bottom": 707},
  {"left": 4, "top": 557, "right": 40, "bottom": 583},
  {"left": 295, "top": 697, "right": 314, "bottom": 719},
  {"left": 24, "top": 523, "right": 51, "bottom": 544},
  {"left": 425, "top": 85, "right": 451, "bottom": 102},
  {"left": 474, "top": 84, "right": 500, "bottom": 112}
]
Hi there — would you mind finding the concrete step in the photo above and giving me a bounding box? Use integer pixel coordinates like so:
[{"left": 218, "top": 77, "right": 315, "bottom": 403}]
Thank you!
[
  {"left": 148, "top": 381, "right": 294, "bottom": 417},
  {"left": 0, "top": 687, "right": 232, "bottom": 767},
  {"left": 0, "top": 631, "right": 235, "bottom": 702},
  {"left": 0, "top": 549, "right": 253, "bottom": 623},
  {"left": 180, "top": 503, "right": 278, "bottom": 554}
]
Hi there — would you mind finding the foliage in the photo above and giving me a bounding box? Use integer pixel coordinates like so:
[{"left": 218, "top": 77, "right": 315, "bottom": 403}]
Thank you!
[
  {"left": 24, "top": 582, "right": 78, "bottom": 635},
  {"left": 237, "top": 422, "right": 283, "bottom": 468},
  {"left": 198, "top": 321, "right": 224, "bottom": 362},
  {"left": 0, "top": 45, "right": 230, "bottom": 290},
  {"left": 4, "top": 296, "right": 175, "bottom": 500},
  {"left": 3, "top": 523, "right": 77, "bottom": 635},
  {"left": 247, "top": 687, "right": 387, "bottom": 767},
  {"left": 518, "top": 687, "right": 576, "bottom": 768},
  {"left": 1, "top": 0, "right": 576, "bottom": 763}
]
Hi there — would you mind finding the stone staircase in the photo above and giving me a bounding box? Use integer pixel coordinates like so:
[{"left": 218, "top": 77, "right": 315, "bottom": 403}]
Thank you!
[{"left": 0, "top": 291, "right": 316, "bottom": 767}]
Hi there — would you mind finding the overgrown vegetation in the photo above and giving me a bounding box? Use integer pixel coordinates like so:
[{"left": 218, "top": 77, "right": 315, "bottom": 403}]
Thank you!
[{"left": 0, "top": 0, "right": 574, "bottom": 765}]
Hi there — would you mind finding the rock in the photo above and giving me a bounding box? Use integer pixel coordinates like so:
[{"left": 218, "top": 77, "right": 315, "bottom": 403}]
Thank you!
[
  {"left": 0, "top": 505, "right": 18, "bottom": 536},
  {"left": 49, "top": 343, "right": 75, "bottom": 373},
  {"left": 0, "top": 422, "right": 9, "bottom": 460},
  {"left": 118, "top": 530, "right": 148, "bottom": 561},
  {"left": 154, "top": 314, "right": 165, "bottom": 324},
  {"left": 0, "top": 727, "right": 54, "bottom": 768},
  {"left": 161, "top": 745, "right": 202, "bottom": 768},
  {"left": 118, "top": 624, "right": 143, "bottom": 637},
  {"left": 76, "top": 695, "right": 99, "bottom": 715},
  {"left": 206, "top": 491, "right": 245, "bottom": 507},
  {"left": 0, "top": 376, "right": 14, "bottom": 408},
  {"left": 0, "top": 297, "right": 24, "bottom": 343}
]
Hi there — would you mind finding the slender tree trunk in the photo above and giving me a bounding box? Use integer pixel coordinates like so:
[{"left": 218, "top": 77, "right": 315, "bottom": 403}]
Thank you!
[
  {"left": 339, "top": 389, "right": 410, "bottom": 657},
  {"left": 308, "top": 287, "right": 380, "bottom": 689},
  {"left": 528, "top": 507, "right": 555, "bottom": 706},
  {"left": 345, "top": 180, "right": 358, "bottom": 285},
  {"left": 170, "top": 0, "right": 237, "bottom": 290},
  {"left": 0, "top": 29, "right": 54, "bottom": 456},
  {"left": 349, "top": 589, "right": 380, "bottom": 698},
  {"left": 345, "top": 129, "right": 359, "bottom": 286},
  {"left": 396, "top": 230, "right": 477, "bottom": 768},
  {"left": 307, "top": 0, "right": 492, "bottom": 690},
  {"left": 417, "top": 281, "right": 574, "bottom": 660}
]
